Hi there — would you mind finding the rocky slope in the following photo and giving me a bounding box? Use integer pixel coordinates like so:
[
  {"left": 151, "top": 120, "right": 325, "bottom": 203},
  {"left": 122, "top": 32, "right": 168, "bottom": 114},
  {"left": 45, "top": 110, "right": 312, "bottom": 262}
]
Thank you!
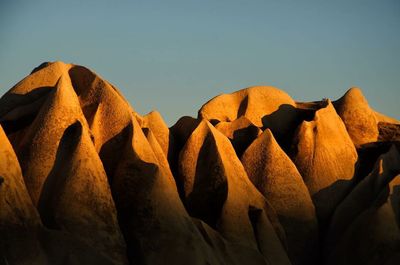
[{"left": 0, "top": 61, "right": 399, "bottom": 265}]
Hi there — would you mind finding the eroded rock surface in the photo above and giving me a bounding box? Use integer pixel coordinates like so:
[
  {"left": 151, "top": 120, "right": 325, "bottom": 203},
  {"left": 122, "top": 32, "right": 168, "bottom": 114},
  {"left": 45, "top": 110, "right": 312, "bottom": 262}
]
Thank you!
[{"left": 1, "top": 61, "right": 399, "bottom": 265}]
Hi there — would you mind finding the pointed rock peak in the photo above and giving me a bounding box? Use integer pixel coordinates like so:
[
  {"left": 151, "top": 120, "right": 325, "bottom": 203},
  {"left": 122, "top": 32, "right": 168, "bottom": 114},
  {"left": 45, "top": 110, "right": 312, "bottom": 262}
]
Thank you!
[
  {"left": 242, "top": 128, "right": 318, "bottom": 265},
  {"left": 141, "top": 110, "right": 171, "bottom": 159},
  {"left": 339, "top": 87, "right": 366, "bottom": 101},
  {"left": 15, "top": 74, "right": 88, "bottom": 206},
  {"left": 37, "top": 120, "right": 127, "bottom": 264},
  {"left": 291, "top": 98, "right": 358, "bottom": 224},
  {"left": 242, "top": 129, "right": 313, "bottom": 211},
  {"left": 54, "top": 73, "right": 79, "bottom": 102},
  {"left": 179, "top": 120, "right": 291, "bottom": 264},
  {"left": 20, "top": 73, "right": 86, "bottom": 145},
  {"left": 141, "top": 110, "right": 168, "bottom": 130},
  {"left": 251, "top": 128, "right": 275, "bottom": 147},
  {"left": 333, "top": 87, "right": 378, "bottom": 146},
  {"left": 143, "top": 110, "right": 163, "bottom": 122}
]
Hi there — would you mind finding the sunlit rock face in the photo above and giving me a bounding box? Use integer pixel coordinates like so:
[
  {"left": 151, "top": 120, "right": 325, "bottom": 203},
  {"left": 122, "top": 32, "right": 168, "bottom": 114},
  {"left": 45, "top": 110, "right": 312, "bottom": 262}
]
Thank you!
[{"left": 0, "top": 61, "right": 399, "bottom": 265}]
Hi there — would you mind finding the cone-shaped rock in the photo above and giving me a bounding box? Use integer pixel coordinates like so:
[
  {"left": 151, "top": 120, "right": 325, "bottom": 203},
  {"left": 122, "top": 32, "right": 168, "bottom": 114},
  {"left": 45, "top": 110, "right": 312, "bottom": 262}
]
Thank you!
[
  {"left": 215, "top": 116, "right": 262, "bottom": 157},
  {"left": 2, "top": 61, "right": 399, "bottom": 265},
  {"left": 116, "top": 117, "right": 279, "bottom": 265},
  {"left": 178, "top": 120, "right": 291, "bottom": 265},
  {"left": 333, "top": 87, "right": 379, "bottom": 146},
  {"left": 169, "top": 116, "right": 200, "bottom": 178},
  {"left": 241, "top": 129, "right": 318, "bottom": 265},
  {"left": 37, "top": 121, "right": 127, "bottom": 264},
  {"left": 198, "top": 86, "right": 297, "bottom": 135},
  {"left": 140, "top": 110, "right": 173, "bottom": 161},
  {"left": 112, "top": 115, "right": 221, "bottom": 265},
  {"left": 291, "top": 100, "right": 358, "bottom": 223},
  {"left": 15, "top": 74, "right": 88, "bottom": 205},
  {"left": 0, "top": 123, "right": 116, "bottom": 265}
]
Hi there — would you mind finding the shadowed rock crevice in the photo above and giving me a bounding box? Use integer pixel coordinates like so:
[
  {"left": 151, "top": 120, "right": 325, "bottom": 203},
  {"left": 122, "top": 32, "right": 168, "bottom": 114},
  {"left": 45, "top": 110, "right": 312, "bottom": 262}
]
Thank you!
[{"left": 185, "top": 133, "right": 228, "bottom": 228}]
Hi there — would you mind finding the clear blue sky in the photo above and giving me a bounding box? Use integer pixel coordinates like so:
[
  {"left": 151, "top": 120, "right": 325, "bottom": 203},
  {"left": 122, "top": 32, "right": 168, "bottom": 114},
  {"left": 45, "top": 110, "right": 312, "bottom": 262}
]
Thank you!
[{"left": 1, "top": 0, "right": 399, "bottom": 125}]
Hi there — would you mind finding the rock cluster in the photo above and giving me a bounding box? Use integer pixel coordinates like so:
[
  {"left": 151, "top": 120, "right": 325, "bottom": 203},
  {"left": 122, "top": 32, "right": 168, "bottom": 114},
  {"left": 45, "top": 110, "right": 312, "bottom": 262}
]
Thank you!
[{"left": 0, "top": 61, "right": 399, "bottom": 265}]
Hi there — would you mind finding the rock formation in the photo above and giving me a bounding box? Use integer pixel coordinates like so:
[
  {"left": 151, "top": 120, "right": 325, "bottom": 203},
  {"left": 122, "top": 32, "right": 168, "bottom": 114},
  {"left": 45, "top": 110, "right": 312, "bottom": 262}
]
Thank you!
[
  {"left": 0, "top": 61, "right": 399, "bottom": 265},
  {"left": 333, "top": 87, "right": 379, "bottom": 147},
  {"left": 241, "top": 129, "right": 318, "bottom": 265},
  {"left": 290, "top": 100, "right": 358, "bottom": 224}
]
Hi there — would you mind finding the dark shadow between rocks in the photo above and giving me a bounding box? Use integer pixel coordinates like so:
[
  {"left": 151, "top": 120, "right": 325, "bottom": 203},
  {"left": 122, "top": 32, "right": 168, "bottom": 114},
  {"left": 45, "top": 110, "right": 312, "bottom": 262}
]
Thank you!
[
  {"left": 237, "top": 95, "right": 249, "bottom": 118},
  {"left": 68, "top": 65, "right": 99, "bottom": 124},
  {"left": 231, "top": 125, "right": 260, "bottom": 157},
  {"left": 261, "top": 101, "right": 327, "bottom": 153},
  {"left": 0, "top": 86, "right": 52, "bottom": 135},
  {"left": 354, "top": 141, "right": 397, "bottom": 183},
  {"left": 248, "top": 206, "right": 263, "bottom": 252},
  {"left": 312, "top": 179, "right": 354, "bottom": 241},
  {"left": 99, "top": 123, "right": 132, "bottom": 184},
  {"left": 390, "top": 185, "right": 400, "bottom": 227},
  {"left": 168, "top": 116, "right": 200, "bottom": 192}
]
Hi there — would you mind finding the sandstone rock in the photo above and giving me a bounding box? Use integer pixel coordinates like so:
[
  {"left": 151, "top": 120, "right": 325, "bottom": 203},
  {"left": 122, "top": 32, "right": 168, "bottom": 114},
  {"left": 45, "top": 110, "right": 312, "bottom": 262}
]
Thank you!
[
  {"left": 37, "top": 121, "right": 127, "bottom": 264},
  {"left": 15, "top": 74, "right": 88, "bottom": 205},
  {"left": 1, "top": 61, "right": 398, "bottom": 265},
  {"left": 291, "top": 100, "right": 358, "bottom": 224},
  {"left": 178, "top": 120, "right": 291, "bottom": 265},
  {"left": 242, "top": 129, "right": 318, "bottom": 265},
  {"left": 333, "top": 87, "right": 379, "bottom": 146},
  {"left": 198, "top": 86, "right": 298, "bottom": 136},
  {"left": 140, "top": 110, "right": 174, "bottom": 161}
]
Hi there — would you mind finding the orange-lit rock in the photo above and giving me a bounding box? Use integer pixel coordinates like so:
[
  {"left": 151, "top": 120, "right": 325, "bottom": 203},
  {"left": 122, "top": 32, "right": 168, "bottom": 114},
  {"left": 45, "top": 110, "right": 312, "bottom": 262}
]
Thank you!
[
  {"left": 178, "top": 120, "right": 291, "bottom": 265},
  {"left": 333, "top": 87, "right": 379, "bottom": 146},
  {"left": 198, "top": 86, "right": 298, "bottom": 135},
  {"left": 291, "top": 100, "right": 358, "bottom": 223},
  {"left": 241, "top": 129, "right": 318, "bottom": 265},
  {"left": 37, "top": 121, "right": 127, "bottom": 264},
  {"left": 1, "top": 61, "right": 399, "bottom": 265}
]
